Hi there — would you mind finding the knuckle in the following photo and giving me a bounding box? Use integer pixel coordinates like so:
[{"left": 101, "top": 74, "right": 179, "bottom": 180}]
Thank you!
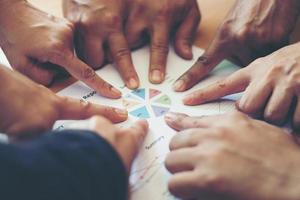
[
  {"left": 59, "top": 19, "right": 74, "bottom": 35},
  {"left": 81, "top": 67, "right": 96, "bottom": 80},
  {"left": 79, "top": 99, "right": 92, "bottom": 112},
  {"left": 47, "top": 42, "right": 69, "bottom": 62},
  {"left": 151, "top": 41, "right": 169, "bottom": 54},
  {"left": 288, "top": 71, "right": 300, "bottom": 86},
  {"left": 234, "top": 27, "right": 251, "bottom": 42},
  {"left": 264, "top": 110, "right": 282, "bottom": 124},
  {"left": 237, "top": 97, "right": 258, "bottom": 115},
  {"left": 78, "top": 17, "right": 95, "bottom": 31},
  {"left": 114, "top": 48, "right": 131, "bottom": 62},
  {"left": 214, "top": 127, "right": 231, "bottom": 138},
  {"left": 48, "top": 40, "right": 66, "bottom": 52},
  {"left": 218, "top": 23, "right": 234, "bottom": 40},
  {"left": 102, "top": 12, "right": 122, "bottom": 29},
  {"left": 157, "top": 4, "right": 172, "bottom": 18},
  {"left": 273, "top": 26, "right": 288, "bottom": 41},
  {"left": 201, "top": 173, "right": 226, "bottom": 192},
  {"left": 254, "top": 29, "right": 271, "bottom": 41},
  {"left": 103, "top": 106, "right": 115, "bottom": 115},
  {"left": 269, "top": 64, "right": 284, "bottom": 76}
]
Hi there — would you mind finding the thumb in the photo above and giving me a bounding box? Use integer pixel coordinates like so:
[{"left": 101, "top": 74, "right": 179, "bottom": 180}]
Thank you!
[
  {"left": 58, "top": 97, "right": 128, "bottom": 123},
  {"left": 118, "top": 120, "right": 149, "bottom": 172},
  {"left": 173, "top": 33, "right": 230, "bottom": 92}
]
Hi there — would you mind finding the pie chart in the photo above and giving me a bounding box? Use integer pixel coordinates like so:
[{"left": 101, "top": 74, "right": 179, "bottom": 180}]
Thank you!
[{"left": 122, "top": 88, "right": 172, "bottom": 119}]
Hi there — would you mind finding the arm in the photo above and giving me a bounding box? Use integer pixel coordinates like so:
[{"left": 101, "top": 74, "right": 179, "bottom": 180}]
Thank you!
[
  {"left": 0, "top": 65, "right": 127, "bottom": 139},
  {"left": 0, "top": 0, "right": 121, "bottom": 98},
  {"left": 0, "top": 130, "right": 128, "bottom": 200}
]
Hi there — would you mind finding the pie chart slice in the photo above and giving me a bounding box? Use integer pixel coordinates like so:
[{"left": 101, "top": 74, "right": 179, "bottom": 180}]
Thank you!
[
  {"left": 149, "top": 89, "right": 161, "bottom": 99},
  {"left": 130, "top": 106, "right": 150, "bottom": 119},
  {"left": 132, "top": 89, "right": 146, "bottom": 100},
  {"left": 151, "top": 105, "right": 170, "bottom": 117},
  {"left": 153, "top": 95, "right": 171, "bottom": 106},
  {"left": 125, "top": 88, "right": 171, "bottom": 119}
]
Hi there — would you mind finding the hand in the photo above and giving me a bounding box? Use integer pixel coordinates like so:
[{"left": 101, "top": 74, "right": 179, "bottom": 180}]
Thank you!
[
  {"left": 183, "top": 42, "right": 300, "bottom": 129},
  {"left": 84, "top": 116, "right": 149, "bottom": 172},
  {"left": 126, "top": 0, "right": 201, "bottom": 84},
  {"left": 0, "top": 66, "right": 128, "bottom": 139},
  {"left": 173, "top": 0, "right": 300, "bottom": 92},
  {"left": 63, "top": 0, "right": 140, "bottom": 89},
  {"left": 0, "top": 0, "right": 121, "bottom": 98},
  {"left": 164, "top": 112, "right": 300, "bottom": 200}
]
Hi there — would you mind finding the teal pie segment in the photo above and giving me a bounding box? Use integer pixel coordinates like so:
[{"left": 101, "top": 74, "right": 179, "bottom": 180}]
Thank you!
[
  {"left": 130, "top": 106, "right": 150, "bottom": 119},
  {"left": 132, "top": 89, "right": 146, "bottom": 100}
]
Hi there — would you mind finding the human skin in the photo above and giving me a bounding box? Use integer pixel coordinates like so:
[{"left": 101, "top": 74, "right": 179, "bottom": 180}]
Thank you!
[
  {"left": 173, "top": 0, "right": 300, "bottom": 92},
  {"left": 0, "top": 0, "right": 121, "bottom": 99},
  {"left": 0, "top": 65, "right": 128, "bottom": 140},
  {"left": 86, "top": 116, "right": 149, "bottom": 173},
  {"left": 183, "top": 42, "right": 300, "bottom": 129},
  {"left": 63, "top": 0, "right": 201, "bottom": 87},
  {"left": 164, "top": 112, "right": 300, "bottom": 200}
]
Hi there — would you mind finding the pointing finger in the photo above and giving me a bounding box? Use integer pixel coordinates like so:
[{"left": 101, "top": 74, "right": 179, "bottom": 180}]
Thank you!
[{"left": 183, "top": 69, "right": 250, "bottom": 105}]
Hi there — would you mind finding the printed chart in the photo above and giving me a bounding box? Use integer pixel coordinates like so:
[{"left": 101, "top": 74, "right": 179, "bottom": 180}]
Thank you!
[{"left": 123, "top": 88, "right": 172, "bottom": 119}]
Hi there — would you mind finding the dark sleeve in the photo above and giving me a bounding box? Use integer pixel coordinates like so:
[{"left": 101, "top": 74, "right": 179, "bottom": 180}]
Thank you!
[{"left": 0, "top": 130, "right": 128, "bottom": 200}]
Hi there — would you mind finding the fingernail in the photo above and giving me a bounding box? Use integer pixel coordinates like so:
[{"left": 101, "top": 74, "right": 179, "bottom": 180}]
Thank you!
[
  {"left": 150, "top": 70, "right": 163, "bottom": 84},
  {"left": 165, "top": 112, "right": 178, "bottom": 123},
  {"left": 173, "top": 80, "right": 186, "bottom": 92},
  {"left": 111, "top": 87, "right": 122, "bottom": 97},
  {"left": 115, "top": 108, "right": 128, "bottom": 117},
  {"left": 183, "top": 94, "right": 194, "bottom": 105},
  {"left": 184, "top": 47, "right": 193, "bottom": 59},
  {"left": 127, "top": 78, "right": 139, "bottom": 89}
]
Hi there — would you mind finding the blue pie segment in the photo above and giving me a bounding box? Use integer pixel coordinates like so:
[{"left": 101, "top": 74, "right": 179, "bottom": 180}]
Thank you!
[
  {"left": 132, "top": 89, "right": 146, "bottom": 100},
  {"left": 130, "top": 106, "right": 150, "bottom": 119},
  {"left": 151, "top": 105, "right": 170, "bottom": 117}
]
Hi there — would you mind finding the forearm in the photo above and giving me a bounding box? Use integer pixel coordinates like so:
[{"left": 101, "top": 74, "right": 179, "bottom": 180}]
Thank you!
[{"left": 0, "top": 130, "right": 128, "bottom": 200}]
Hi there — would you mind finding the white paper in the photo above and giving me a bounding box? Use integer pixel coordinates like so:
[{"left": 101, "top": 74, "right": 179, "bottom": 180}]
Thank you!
[{"left": 55, "top": 46, "right": 241, "bottom": 200}]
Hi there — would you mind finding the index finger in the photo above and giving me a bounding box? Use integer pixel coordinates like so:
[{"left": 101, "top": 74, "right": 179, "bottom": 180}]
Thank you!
[
  {"left": 51, "top": 52, "right": 121, "bottom": 99},
  {"left": 58, "top": 97, "right": 128, "bottom": 123},
  {"left": 108, "top": 32, "right": 140, "bottom": 89},
  {"left": 165, "top": 112, "right": 228, "bottom": 131},
  {"left": 173, "top": 35, "right": 229, "bottom": 92},
  {"left": 149, "top": 21, "right": 170, "bottom": 84},
  {"left": 183, "top": 69, "right": 250, "bottom": 105}
]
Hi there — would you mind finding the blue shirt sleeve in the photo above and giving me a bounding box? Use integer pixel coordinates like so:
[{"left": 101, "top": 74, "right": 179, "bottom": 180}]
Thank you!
[{"left": 0, "top": 130, "right": 128, "bottom": 200}]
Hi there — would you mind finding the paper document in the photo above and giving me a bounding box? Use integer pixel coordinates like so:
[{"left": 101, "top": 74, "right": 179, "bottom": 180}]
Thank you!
[{"left": 54, "top": 46, "right": 240, "bottom": 200}]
